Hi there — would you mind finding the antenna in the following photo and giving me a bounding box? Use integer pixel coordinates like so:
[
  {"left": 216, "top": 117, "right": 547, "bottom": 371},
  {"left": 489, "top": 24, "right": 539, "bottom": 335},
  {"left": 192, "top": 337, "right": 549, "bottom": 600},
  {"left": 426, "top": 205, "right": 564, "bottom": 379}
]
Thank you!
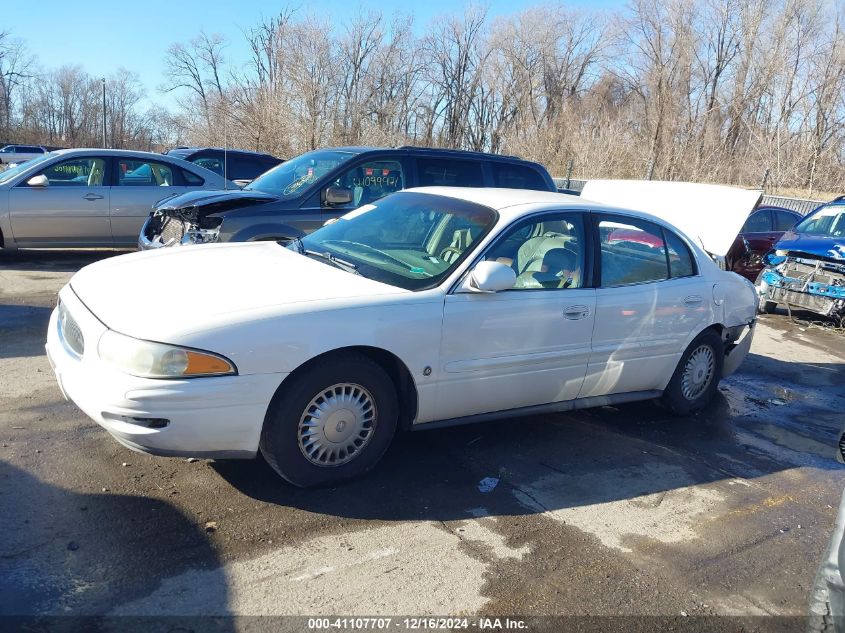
[{"left": 223, "top": 105, "right": 228, "bottom": 190}]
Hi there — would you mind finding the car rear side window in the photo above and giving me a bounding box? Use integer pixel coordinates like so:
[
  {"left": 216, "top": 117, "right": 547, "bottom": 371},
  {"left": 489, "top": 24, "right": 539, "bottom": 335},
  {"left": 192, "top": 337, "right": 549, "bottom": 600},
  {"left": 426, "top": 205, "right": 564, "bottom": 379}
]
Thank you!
[
  {"left": 598, "top": 216, "right": 669, "bottom": 287},
  {"left": 741, "top": 209, "right": 772, "bottom": 233},
  {"left": 774, "top": 210, "right": 798, "bottom": 231},
  {"left": 490, "top": 163, "right": 547, "bottom": 190},
  {"left": 416, "top": 158, "right": 484, "bottom": 187},
  {"left": 191, "top": 156, "right": 223, "bottom": 175},
  {"left": 118, "top": 160, "right": 174, "bottom": 186}
]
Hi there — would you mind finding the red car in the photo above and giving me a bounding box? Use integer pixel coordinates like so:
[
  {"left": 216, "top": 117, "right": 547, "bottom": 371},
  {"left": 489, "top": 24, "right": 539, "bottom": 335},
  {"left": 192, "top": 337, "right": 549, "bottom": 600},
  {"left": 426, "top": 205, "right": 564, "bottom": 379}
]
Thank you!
[{"left": 726, "top": 206, "right": 803, "bottom": 281}]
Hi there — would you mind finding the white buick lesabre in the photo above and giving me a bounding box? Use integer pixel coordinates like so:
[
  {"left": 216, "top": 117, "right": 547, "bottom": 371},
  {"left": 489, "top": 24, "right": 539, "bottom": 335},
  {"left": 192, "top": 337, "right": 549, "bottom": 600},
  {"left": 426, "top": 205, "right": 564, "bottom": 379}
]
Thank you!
[{"left": 46, "top": 186, "right": 758, "bottom": 487}]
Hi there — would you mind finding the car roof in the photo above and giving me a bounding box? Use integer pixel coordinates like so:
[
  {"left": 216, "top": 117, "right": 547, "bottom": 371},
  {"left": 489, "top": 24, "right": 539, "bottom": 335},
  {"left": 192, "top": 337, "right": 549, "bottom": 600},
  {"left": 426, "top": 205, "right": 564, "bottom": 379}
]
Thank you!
[
  {"left": 404, "top": 186, "right": 602, "bottom": 219},
  {"left": 167, "top": 147, "right": 280, "bottom": 159},
  {"left": 50, "top": 148, "right": 191, "bottom": 161}
]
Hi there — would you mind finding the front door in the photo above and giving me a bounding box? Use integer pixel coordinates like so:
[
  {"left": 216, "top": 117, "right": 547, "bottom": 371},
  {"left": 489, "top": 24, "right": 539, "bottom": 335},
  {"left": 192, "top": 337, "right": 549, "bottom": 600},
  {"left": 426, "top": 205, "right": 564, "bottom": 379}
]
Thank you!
[
  {"left": 9, "top": 156, "right": 111, "bottom": 246},
  {"left": 435, "top": 211, "right": 595, "bottom": 421}
]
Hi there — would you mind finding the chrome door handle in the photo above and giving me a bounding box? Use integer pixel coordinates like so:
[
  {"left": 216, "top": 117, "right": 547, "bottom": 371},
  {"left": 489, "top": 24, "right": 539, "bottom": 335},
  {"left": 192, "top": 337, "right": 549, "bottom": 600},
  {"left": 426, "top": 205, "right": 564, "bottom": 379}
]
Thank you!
[
  {"left": 83, "top": 193, "right": 104, "bottom": 201},
  {"left": 564, "top": 305, "right": 590, "bottom": 320},
  {"left": 683, "top": 294, "right": 703, "bottom": 305}
]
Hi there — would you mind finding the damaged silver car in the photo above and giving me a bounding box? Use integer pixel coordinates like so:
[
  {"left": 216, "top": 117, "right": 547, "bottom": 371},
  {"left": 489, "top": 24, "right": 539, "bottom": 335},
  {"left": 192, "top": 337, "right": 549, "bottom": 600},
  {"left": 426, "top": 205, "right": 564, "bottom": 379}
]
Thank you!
[{"left": 756, "top": 198, "right": 845, "bottom": 325}]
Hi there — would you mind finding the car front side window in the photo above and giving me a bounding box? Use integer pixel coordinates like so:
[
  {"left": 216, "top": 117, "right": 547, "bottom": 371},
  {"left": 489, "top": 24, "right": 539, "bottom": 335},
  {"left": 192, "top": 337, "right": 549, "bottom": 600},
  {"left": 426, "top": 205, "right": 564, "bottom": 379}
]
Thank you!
[
  {"left": 36, "top": 158, "right": 107, "bottom": 187},
  {"left": 327, "top": 160, "right": 405, "bottom": 208},
  {"left": 598, "top": 215, "right": 669, "bottom": 287},
  {"left": 483, "top": 213, "right": 585, "bottom": 290}
]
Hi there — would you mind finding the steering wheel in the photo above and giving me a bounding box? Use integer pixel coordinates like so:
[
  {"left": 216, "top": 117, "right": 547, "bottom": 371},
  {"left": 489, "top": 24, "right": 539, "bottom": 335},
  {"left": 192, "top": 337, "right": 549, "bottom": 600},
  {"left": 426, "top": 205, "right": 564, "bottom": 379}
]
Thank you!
[{"left": 438, "top": 246, "right": 464, "bottom": 262}]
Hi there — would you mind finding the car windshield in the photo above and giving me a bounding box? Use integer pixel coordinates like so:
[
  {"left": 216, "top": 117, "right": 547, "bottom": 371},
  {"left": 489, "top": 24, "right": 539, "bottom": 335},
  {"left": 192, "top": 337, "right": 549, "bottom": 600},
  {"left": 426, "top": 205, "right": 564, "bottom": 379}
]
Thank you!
[
  {"left": 0, "top": 153, "right": 53, "bottom": 185},
  {"left": 245, "top": 149, "right": 356, "bottom": 198},
  {"left": 794, "top": 204, "right": 845, "bottom": 237},
  {"left": 294, "top": 191, "right": 498, "bottom": 291}
]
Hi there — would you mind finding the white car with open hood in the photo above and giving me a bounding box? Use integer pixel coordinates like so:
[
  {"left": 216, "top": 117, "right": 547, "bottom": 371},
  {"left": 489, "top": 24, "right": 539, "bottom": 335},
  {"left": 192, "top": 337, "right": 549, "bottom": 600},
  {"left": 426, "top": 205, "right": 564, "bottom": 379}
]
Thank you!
[{"left": 45, "top": 186, "right": 758, "bottom": 487}]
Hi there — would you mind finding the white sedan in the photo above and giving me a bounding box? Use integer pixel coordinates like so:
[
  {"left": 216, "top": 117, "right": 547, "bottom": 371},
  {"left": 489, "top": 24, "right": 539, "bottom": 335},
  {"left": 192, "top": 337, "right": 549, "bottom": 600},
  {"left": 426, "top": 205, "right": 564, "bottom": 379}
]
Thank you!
[{"left": 45, "top": 186, "right": 758, "bottom": 487}]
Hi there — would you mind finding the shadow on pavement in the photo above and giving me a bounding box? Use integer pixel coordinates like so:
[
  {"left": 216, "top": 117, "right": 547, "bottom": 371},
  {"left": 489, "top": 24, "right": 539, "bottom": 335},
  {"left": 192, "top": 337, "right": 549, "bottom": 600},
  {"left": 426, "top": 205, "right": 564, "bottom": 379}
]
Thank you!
[
  {"left": 213, "top": 352, "right": 845, "bottom": 523},
  {"left": 0, "top": 459, "right": 230, "bottom": 622},
  {"left": 0, "top": 249, "right": 129, "bottom": 272}
]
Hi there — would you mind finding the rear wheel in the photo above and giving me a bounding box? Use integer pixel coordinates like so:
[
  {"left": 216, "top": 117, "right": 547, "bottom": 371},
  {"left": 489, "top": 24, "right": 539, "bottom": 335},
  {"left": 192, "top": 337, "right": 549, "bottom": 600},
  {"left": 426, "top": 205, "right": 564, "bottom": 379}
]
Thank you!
[
  {"left": 754, "top": 271, "right": 777, "bottom": 314},
  {"left": 661, "top": 330, "right": 724, "bottom": 415},
  {"left": 259, "top": 353, "right": 398, "bottom": 487}
]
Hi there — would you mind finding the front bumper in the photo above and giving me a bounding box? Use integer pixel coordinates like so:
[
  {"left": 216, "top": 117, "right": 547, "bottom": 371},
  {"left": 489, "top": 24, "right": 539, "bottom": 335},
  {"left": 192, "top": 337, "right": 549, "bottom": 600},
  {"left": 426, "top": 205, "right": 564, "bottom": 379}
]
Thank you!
[
  {"left": 45, "top": 287, "right": 285, "bottom": 458},
  {"left": 760, "top": 263, "right": 845, "bottom": 318}
]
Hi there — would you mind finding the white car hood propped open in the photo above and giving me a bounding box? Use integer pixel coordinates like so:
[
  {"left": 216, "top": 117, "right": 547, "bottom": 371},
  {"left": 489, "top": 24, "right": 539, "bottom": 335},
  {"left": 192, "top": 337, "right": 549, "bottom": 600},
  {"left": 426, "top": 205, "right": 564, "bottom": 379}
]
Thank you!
[{"left": 580, "top": 180, "right": 763, "bottom": 257}]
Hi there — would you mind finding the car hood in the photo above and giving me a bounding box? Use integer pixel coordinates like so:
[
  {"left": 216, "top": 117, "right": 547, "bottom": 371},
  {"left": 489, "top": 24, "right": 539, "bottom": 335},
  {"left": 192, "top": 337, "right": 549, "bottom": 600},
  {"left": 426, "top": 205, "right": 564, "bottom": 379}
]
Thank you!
[
  {"left": 775, "top": 231, "right": 845, "bottom": 261},
  {"left": 580, "top": 180, "right": 762, "bottom": 257},
  {"left": 69, "top": 242, "right": 407, "bottom": 341},
  {"left": 154, "top": 188, "right": 280, "bottom": 214}
]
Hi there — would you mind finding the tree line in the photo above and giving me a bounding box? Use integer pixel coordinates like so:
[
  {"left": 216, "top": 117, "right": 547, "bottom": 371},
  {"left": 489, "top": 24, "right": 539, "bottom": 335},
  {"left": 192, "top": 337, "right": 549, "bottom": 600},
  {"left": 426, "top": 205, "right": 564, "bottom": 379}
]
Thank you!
[{"left": 3, "top": 0, "right": 845, "bottom": 197}]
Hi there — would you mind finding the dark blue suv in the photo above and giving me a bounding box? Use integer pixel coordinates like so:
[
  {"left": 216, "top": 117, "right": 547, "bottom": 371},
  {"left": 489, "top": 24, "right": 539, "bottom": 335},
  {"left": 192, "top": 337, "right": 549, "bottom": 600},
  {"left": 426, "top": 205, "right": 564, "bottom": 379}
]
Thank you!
[
  {"left": 165, "top": 147, "right": 283, "bottom": 185},
  {"left": 140, "top": 146, "right": 556, "bottom": 249}
]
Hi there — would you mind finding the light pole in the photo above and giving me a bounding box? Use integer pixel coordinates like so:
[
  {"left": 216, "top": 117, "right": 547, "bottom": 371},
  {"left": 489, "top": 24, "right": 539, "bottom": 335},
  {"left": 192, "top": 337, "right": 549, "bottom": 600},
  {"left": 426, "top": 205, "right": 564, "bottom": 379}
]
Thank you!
[{"left": 101, "top": 78, "right": 107, "bottom": 148}]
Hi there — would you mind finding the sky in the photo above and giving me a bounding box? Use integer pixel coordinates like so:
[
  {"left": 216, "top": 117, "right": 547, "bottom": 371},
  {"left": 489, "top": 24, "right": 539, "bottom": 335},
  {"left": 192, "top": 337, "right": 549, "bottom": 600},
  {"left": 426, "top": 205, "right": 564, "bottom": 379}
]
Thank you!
[{"left": 4, "top": 0, "right": 625, "bottom": 110}]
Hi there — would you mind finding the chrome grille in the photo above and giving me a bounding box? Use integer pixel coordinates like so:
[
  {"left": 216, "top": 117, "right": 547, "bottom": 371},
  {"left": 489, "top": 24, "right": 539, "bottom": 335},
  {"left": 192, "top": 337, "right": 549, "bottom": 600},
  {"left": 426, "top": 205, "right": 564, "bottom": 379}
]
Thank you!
[
  {"left": 58, "top": 301, "right": 84, "bottom": 358},
  {"left": 160, "top": 217, "right": 186, "bottom": 244}
]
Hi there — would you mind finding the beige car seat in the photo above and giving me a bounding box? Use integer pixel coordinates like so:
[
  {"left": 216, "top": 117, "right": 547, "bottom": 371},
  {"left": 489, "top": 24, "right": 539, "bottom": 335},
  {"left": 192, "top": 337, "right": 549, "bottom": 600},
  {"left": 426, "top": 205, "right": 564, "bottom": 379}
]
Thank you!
[
  {"left": 87, "top": 161, "right": 104, "bottom": 187},
  {"left": 515, "top": 236, "right": 580, "bottom": 289}
]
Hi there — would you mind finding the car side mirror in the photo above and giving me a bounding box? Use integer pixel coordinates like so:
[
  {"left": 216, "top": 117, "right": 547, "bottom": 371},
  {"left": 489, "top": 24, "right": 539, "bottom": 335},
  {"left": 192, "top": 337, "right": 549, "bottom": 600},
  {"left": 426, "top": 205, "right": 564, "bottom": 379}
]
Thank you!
[
  {"left": 458, "top": 261, "right": 516, "bottom": 293},
  {"left": 26, "top": 174, "right": 48, "bottom": 187},
  {"left": 324, "top": 186, "right": 352, "bottom": 206}
]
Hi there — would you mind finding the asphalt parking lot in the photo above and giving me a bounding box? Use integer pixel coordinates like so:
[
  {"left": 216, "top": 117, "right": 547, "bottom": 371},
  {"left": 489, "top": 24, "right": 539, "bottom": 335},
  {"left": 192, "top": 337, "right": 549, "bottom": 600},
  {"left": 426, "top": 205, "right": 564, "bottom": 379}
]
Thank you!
[{"left": 2, "top": 249, "right": 845, "bottom": 629}]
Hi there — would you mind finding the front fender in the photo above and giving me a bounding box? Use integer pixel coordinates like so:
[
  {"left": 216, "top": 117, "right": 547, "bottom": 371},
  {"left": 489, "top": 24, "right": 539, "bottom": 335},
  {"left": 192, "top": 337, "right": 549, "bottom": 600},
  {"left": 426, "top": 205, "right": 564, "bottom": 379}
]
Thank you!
[{"left": 225, "top": 222, "right": 305, "bottom": 243}]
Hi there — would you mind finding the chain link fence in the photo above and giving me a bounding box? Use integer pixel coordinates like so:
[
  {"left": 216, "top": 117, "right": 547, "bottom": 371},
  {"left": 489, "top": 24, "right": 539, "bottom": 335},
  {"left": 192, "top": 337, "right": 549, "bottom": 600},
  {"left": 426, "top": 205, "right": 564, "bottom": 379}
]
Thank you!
[{"left": 554, "top": 178, "right": 825, "bottom": 216}]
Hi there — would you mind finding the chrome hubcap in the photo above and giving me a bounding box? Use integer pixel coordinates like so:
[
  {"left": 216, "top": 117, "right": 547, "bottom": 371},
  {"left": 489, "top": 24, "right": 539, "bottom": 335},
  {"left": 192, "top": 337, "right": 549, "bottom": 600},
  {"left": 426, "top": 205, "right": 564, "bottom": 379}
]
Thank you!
[
  {"left": 681, "top": 345, "right": 715, "bottom": 401},
  {"left": 298, "top": 383, "right": 377, "bottom": 467}
]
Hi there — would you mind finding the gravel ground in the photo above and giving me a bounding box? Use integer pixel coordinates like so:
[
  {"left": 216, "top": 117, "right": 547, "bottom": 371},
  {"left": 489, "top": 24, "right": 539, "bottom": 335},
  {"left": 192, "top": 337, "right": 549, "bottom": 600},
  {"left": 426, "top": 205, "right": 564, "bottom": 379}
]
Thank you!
[{"left": 1, "top": 249, "right": 844, "bottom": 631}]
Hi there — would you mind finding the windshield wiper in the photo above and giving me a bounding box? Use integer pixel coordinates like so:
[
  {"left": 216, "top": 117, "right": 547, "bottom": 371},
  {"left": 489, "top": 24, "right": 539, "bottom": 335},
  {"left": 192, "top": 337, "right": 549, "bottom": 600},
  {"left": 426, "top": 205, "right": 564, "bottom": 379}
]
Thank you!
[{"left": 302, "top": 248, "right": 360, "bottom": 275}]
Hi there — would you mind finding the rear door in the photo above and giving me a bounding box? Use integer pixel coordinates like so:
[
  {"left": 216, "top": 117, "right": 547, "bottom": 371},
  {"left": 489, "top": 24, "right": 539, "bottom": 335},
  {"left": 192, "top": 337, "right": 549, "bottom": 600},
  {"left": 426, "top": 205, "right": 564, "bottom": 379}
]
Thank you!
[
  {"left": 579, "top": 214, "right": 707, "bottom": 398},
  {"left": 109, "top": 157, "right": 188, "bottom": 244},
  {"left": 9, "top": 155, "right": 111, "bottom": 246}
]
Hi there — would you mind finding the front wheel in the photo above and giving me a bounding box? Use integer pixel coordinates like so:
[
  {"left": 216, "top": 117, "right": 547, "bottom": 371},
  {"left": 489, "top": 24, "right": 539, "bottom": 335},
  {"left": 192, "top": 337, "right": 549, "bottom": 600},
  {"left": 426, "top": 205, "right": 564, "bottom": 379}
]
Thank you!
[
  {"left": 661, "top": 330, "right": 724, "bottom": 416},
  {"left": 259, "top": 353, "right": 398, "bottom": 487}
]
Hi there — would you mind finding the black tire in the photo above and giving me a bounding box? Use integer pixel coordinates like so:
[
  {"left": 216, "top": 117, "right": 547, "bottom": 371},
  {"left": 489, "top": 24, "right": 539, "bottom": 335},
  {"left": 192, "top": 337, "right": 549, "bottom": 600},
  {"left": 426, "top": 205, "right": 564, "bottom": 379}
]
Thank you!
[
  {"left": 754, "top": 271, "right": 777, "bottom": 314},
  {"left": 259, "top": 353, "right": 398, "bottom": 487},
  {"left": 661, "top": 329, "right": 724, "bottom": 416}
]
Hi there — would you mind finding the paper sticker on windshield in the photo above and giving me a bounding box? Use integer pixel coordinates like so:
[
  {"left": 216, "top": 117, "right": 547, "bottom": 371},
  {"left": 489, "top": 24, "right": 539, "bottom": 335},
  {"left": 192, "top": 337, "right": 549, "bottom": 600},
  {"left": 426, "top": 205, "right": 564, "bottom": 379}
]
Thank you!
[{"left": 343, "top": 204, "right": 377, "bottom": 220}]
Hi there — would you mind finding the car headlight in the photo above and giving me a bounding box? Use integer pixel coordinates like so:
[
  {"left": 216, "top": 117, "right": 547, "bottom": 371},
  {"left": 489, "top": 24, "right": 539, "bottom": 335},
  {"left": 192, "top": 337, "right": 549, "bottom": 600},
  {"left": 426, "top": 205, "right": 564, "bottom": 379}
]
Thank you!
[{"left": 97, "top": 330, "right": 236, "bottom": 378}]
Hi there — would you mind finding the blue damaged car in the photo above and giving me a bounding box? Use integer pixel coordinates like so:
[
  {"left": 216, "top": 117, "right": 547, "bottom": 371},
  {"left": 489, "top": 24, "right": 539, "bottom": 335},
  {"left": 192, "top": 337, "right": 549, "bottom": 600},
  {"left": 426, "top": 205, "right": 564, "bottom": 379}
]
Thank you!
[{"left": 755, "top": 197, "right": 845, "bottom": 324}]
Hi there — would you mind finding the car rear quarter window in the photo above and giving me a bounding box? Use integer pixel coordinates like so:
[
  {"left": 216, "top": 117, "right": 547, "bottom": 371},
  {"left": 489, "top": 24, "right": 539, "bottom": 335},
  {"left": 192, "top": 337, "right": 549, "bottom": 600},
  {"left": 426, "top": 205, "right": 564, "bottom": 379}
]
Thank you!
[
  {"left": 664, "top": 229, "right": 696, "bottom": 278},
  {"left": 416, "top": 158, "right": 484, "bottom": 187},
  {"left": 181, "top": 169, "right": 205, "bottom": 186},
  {"left": 598, "top": 216, "right": 670, "bottom": 286},
  {"left": 774, "top": 210, "right": 799, "bottom": 232},
  {"left": 741, "top": 209, "right": 772, "bottom": 233},
  {"left": 490, "top": 163, "right": 547, "bottom": 190}
]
